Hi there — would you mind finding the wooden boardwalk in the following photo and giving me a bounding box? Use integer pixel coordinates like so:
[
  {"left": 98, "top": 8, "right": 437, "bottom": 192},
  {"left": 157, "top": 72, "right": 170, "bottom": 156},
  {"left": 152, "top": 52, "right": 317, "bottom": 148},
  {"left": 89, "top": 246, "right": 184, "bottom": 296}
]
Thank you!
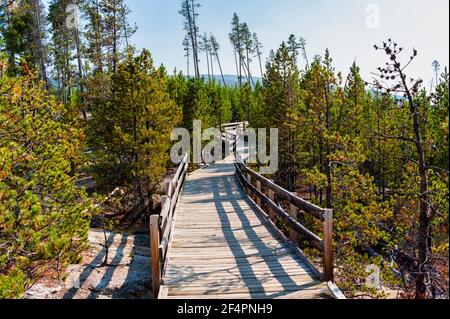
[{"left": 162, "top": 158, "right": 337, "bottom": 299}]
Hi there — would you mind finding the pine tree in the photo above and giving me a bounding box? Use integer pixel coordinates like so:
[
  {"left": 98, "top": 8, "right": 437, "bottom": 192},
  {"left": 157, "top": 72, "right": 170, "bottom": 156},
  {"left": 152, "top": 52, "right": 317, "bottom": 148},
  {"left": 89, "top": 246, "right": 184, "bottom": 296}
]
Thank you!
[
  {"left": 182, "top": 34, "right": 191, "bottom": 78},
  {"left": 179, "top": 0, "right": 200, "bottom": 79},
  {"left": 84, "top": 0, "right": 105, "bottom": 74},
  {"left": 252, "top": 32, "right": 264, "bottom": 80},
  {"left": 0, "top": 0, "right": 48, "bottom": 84},
  {"left": 101, "top": 0, "right": 135, "bottom": 73},
  {"left": 263, "top": 42, "right": 302, "bottom": 190},
  {"left": 48, "top": 0, "right": 76, "bottom": 104},
  {"left": 229, "top": 13, "right": 243, "bottom": 87},
  {"left": 209, "top": 34, "right": 226, "bottom": 86},
  {"left": 89, "top": 48, "right": 181, "bottom": 210},
  {"left": 0, "top": 70, "right": 98, "bottom": 298}
]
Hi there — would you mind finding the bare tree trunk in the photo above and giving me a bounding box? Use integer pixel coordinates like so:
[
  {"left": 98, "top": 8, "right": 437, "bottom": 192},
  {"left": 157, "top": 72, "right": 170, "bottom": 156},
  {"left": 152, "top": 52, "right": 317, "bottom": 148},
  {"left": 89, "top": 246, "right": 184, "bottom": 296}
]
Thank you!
[
  {"left": 205, "top": 49, "right": 210, "bottom": 80},
  {"left": 74, "top": 24, "right": 87, "bottom": 120},
  {"left": 31, "top": 0, "right": 48, "bottom": 88},
  {"left": 112, "top": 9, "right": 117, "bottom": 73},
  {"left": 398, "top": 67, "right": 430, "bottom": 299},
  {"left": 210, "top": 51, "right": 214, "bottom": 77},
  {"left": 256, "top": 46, "right": 264, "bottom": 80},
  {"left": 94, "top": 0, "right": 103, "bottom": 73},
  {"left": 190, "top": 0, "right": 200, "bottom": 78},
  {"left": 101, "top": 215, "right": 109, "bottom": 267},
  {"left": 185, "top": 1, "right": 199, "bottom": 79},
  {"left": 215, "top": 52, "right": 226, "bottom": 86},
  {"left": 186, "top": 53, "right": 190, "bottom": 77}
]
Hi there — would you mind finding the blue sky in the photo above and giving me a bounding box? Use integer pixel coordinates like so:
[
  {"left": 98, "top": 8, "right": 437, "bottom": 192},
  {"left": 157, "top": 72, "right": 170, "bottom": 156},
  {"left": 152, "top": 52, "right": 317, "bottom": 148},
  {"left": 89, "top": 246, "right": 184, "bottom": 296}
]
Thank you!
[
  {"left": 128, "top": 0, "right": 449, "bottom": 85},
  {"left": 47, "top": 0, "right": 450, "bottom": 86}
]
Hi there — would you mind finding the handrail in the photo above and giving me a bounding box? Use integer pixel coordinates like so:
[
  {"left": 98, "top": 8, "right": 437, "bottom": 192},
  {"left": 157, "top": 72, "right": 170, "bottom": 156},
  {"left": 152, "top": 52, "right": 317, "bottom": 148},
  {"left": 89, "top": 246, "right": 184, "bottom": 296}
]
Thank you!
[
  {"left": 234, "top": 153, "right": 334, "bottom": 282},
  {"left": 150, "top": 153, "right": 189, "bottom": 298},
  {"left": 221, "top": 121, "right": 248, "bottom": 128}
]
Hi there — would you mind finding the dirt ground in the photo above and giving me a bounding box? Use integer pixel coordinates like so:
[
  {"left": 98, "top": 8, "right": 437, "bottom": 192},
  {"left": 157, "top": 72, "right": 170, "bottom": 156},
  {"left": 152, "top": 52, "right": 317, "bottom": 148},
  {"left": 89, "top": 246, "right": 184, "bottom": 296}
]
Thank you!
[{"left": 25, "top": 229, "right": 152, "bottom": 299}]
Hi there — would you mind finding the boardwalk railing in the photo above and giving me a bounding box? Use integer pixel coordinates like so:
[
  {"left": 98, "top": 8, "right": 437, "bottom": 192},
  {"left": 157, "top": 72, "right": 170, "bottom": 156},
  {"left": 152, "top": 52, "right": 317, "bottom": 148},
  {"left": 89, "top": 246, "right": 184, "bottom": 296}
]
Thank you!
[
  {"left": 221, "top": 121, "right": 248, "bottom": 130},
  {"left": 150, "top": 153, "right": 189, "bottom": 298},
  {"left": 234, "top": 154, "right": 334, "bottom": 282}
]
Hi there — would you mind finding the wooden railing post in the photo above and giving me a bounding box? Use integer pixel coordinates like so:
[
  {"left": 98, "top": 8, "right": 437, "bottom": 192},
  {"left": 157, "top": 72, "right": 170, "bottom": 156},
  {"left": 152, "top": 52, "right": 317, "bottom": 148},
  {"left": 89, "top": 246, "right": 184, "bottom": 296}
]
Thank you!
[
  {"left": 247, "top": 173, "right": 252, "bottom": 194},
  {"left": 150, "top": 215, "right": 161, "bottom": 298},
  {"left": 268, "top": 190, "right": 276, "bottom": 222},
  {"left": 322, "top": 209, "right": 334, "bottom": 282},
  {"left": 256, "top": 180, "right": 262, "bottom": 207},
  {"left": 289, "top": 203, "right": 299, "bottom": 245}
]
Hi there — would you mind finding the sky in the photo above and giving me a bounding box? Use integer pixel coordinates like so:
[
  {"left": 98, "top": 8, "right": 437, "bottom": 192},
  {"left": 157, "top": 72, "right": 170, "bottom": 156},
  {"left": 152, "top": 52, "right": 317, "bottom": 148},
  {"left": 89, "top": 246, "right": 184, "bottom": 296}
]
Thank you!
[
  {"left": 46, "top": 0, "right": 450, "bottom": 86},
  {"left": 126, "top": 0, "right": 449, "bottom": 86}
]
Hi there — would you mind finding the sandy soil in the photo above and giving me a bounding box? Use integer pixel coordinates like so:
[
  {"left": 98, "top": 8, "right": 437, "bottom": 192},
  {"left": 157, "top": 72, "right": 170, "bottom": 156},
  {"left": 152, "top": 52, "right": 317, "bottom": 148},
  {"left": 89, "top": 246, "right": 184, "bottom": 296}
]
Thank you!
[{"left": 25, "top": 229, "right": 152, "bottom": 299}]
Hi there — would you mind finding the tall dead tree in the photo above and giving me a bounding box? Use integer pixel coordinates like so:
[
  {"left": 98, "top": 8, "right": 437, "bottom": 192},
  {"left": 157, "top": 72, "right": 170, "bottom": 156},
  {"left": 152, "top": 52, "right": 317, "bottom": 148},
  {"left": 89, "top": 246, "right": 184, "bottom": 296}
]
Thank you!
[
  {"left": 372, "top": 39, "right": 435, "bottom": 299},
  {"left": 183, "top": 34, "right": 191, "bottom": 77},
  {"left": 210, "top": 34, "right": 226, "bottom": 86},
  {"left": 299, "top": 37, "right": 309, "bottom": 70},
  {"left": 200, "top": 33, "right": 210, "bottom": 80},
  {"left": 179, "top": 0, "right": 200, "bottom": 79},
  {"left": 253, "top": 32, "right": 264, "bottom": 80},
  {"left": 229, "top": 13, "right": 243, "bottom": 87}
]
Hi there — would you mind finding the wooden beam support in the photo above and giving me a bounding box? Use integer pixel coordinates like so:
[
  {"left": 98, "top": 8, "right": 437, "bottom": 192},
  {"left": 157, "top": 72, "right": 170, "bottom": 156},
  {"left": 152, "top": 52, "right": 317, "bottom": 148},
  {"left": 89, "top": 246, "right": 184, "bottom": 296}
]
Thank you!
[
  {"left": 322, "top": 209, "right": 334, "bottom": 282},
  {"left": 256, "top": 180, "right": 262, "bottom": 207},
  {"left": 289, "top": 203, "right": 299, "bottom": 245},
  {"left": 268, "top": 190, "right": 276, "bottom": 222},
  {"left": 150, "top": 215, "right": 161, "bottom": 299}
]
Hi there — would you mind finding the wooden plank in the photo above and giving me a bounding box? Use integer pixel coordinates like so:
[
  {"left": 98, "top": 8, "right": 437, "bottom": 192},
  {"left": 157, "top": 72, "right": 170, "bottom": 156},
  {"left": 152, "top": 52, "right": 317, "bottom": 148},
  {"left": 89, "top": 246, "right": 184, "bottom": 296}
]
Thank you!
[
  {"left": 158, "top": 285, "right": 169, "bottom": 299},
  {"left": 168, "top": 289, "right": 331, "bottom": 299},
  {"left": 165, "top": 271, "right": 315, "bottom": 283},
  {"left": 165, "top": 265, "right": 315, "bottom": 277},
  {"left": 167, "top": 255, "right": 305, "bottom": 266},
  {"left": 169, "top": 248, "right": 292, "bottom": 260},
  {"left": 173, "top": 226, "right": 274, "bottom": 233},
  {"left": 165, "top": 273, "right": 316, "bottom": 287},
  {"left": 150, "top": 215, "right": 161, "bottom": 299},
  {"left": 173, "top": 219, "right": 266, "bottom": 227},
  {"left": 167, "top": 259, "right": 308, "bottom": 268},
  {"left": 328, "top": 282, "right": 346, "bottom": 299},
  {"left": 170, "top": 244, "right": 284, "bottom": 251},
  {"left": 171, "top": 237, "right": 283, "bottom": 246},
  {"left": 163, "top": 157, "right": 338, "bottom": 300},
  {"left": 171, "top": 154, "right": 188, "bottom": 186},
  {"left": 275, "top": 282, "right": 334, "bottom": 299},
  {"left": 322, "top": 209, "right": 334, "bottom": 282},
  {"left": 159, "top": 196, "right": 170, "bottom": 232},
  {"left": 168, "top": 280, "right": 323, "bottom": 295}
]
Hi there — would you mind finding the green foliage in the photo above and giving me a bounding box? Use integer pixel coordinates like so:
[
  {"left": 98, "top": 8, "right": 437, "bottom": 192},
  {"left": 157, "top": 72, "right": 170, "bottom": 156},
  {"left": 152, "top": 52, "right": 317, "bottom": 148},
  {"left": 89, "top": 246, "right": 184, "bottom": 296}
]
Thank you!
[
  {"left": 253, "top": 41, "right": 449, "bottom": 298},
  {"left": 89, "top": 48, "right": 182, "bottom": 201},
  {"left": 0, "top": 71, "right": 97, "bottom": 298},
  {"left": 168, "top": 74, "right": 234, "bottom": 130}
]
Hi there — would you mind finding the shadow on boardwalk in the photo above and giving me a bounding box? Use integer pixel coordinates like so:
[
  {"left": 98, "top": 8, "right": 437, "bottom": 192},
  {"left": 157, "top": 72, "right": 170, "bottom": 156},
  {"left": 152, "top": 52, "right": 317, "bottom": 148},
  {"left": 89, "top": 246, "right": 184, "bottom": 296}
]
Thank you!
[{"left": 164, "top": 161, "right": 331, "bottom": 299}]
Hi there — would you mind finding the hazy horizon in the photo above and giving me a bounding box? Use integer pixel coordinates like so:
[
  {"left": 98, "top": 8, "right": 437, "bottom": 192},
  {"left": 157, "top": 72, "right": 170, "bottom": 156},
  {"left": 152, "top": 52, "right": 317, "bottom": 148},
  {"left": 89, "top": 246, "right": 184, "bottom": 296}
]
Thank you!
[{"left": 43, "top": 0, "right": 450, "bottom": 89}]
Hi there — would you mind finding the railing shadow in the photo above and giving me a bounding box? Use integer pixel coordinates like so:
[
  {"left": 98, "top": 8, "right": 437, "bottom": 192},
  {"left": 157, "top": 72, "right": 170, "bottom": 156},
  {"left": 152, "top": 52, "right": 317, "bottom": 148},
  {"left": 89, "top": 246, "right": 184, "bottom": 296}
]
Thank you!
[
  {"left": 86, "top": 234, "right": 129, "bottom": 299},
  {"left": 63, "top": 231, "right": 151, "bottom": 299},
  {"left": 63, "top": 232, "right": 117, "bottom": 299},
  {"left": 111, "top": 233, "right": 152, "bottom": 299},
  {"left": 211, "top": 164, "right": 309, "bottom": 298},
  {"left": 173, "top": 162, "right": 317, "bottom": 298}
]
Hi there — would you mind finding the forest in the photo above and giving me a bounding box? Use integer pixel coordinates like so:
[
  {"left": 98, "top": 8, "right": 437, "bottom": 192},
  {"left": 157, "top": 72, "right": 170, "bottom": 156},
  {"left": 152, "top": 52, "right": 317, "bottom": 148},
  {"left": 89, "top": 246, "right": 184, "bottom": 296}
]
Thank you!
[{"left": 0, "top": 0, "right": 448, "bottom": 299}]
